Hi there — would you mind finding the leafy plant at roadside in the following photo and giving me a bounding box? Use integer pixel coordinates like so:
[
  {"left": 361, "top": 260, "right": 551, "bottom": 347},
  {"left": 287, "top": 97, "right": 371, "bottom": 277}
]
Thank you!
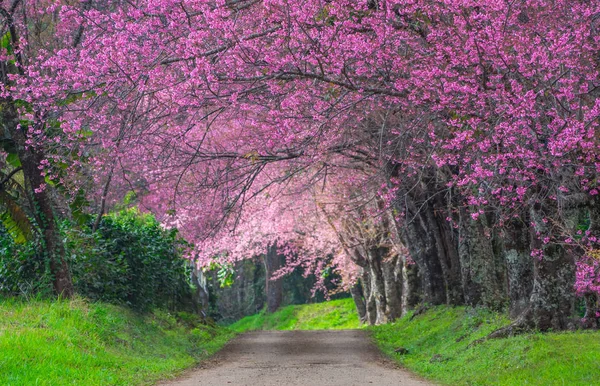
[
  {"left": 0, "top": 227, "right": 52, "bottom": 297},
  {"left": 1, "top": 206, "right": 195, "bottom": 311},
  {"left": 67, "top": 208, "right": 193, "bottom": 311}
]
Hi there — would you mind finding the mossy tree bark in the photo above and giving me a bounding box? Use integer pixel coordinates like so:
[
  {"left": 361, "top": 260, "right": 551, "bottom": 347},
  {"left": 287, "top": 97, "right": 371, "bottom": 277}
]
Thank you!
[
  {"left": 458, "top": 210, "right": 506, "bottom": 308},
  {"left": 1, "top": 105, "right": 74, "bottom": 298}
]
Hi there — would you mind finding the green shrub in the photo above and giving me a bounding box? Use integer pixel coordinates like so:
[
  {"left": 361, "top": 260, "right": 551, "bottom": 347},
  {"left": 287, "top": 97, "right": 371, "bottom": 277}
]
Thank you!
[
  {"left": 1, "top": 208, "right": 194, "bottom": 311},
  {"left": 0, "top": 227, "right": 53, "bottom": 298},
  {"left": 68, "top": 208, "right": 193, "bottom": 311}
]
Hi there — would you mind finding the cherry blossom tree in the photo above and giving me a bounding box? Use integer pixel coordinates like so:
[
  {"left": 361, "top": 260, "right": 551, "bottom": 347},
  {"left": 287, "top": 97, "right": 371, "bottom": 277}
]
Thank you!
[{"left": 3, "top": 0, "right": 600, "bottom": 329}]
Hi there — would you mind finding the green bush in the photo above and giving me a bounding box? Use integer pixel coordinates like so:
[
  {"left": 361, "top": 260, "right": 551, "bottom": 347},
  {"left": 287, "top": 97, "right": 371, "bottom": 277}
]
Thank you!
[
  {"left": 0, "top": 227, "right": 53, "bottom": 297},
  {"left": 68, "top": 208, "right": 193, "bottom": 311},
  {"left": 1, "top": 208, "right": 194, "bottom": 311}
]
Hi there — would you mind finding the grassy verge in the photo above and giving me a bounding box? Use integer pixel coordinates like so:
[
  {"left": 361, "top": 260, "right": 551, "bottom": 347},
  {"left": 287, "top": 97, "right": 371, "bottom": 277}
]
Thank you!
[
  {"left": 371, "top": 306, "right": 600, "bottom": 386},
  {"left": 229, "top": 298, "right": 360, "bottom": 332},
  {"left": 0, "top": 297, "right": 235, "bottom": 386}
]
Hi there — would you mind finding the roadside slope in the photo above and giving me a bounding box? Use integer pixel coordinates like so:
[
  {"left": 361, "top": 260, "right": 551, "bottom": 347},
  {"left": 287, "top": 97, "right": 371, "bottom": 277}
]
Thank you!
[
  {"left": 0, "top": 297, "right": 234, "bottom": 386},
  {"left": 371, "top": 306, "right": 600, "bottom": 386}
]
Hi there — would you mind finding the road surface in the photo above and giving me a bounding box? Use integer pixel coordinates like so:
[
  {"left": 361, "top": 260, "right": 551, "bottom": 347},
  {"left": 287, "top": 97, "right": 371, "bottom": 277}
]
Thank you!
[{"left": 159, "top": 330, "right": 433, "bottom": 386}]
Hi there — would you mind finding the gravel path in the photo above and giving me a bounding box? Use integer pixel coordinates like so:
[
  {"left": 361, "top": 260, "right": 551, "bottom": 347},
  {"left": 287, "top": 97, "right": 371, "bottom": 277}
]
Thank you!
[{"left": 159, "top": 330, "right": 433, "bottom": 386}]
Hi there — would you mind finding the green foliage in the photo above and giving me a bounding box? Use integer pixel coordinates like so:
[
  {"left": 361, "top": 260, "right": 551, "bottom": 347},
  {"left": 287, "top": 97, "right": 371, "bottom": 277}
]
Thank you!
[
  {"left": 0, "top": 225, "right": 52, "bottom": 297},
  {"left": 370, "top": 306, "right": 600, "bottom": 385},
  {"left": 206, "top": 260, "right": 235, "bottom": 288},
  {"left": 0, "top": 191, "right": 33, "bottom": 244},
  {"left": 0, "top": 31, "right": 13, "bottom": 55},
  {"left": 0, "top": 297, "right": 235, "bottom": 386},
  {"left": 69, "top": 188, "right": 93, "bottom": 225},
  {"left": 5, "top": 153, "right": 20, "bottom": 168},
  {"left": 229, "top": 298, "right": 360, "bottom": 332},
  {"left": 67, "top": 208, "right": 193, "bottom": 311},
  {"left": 0, "top": 206, "right": 194, "bottom": 309}
]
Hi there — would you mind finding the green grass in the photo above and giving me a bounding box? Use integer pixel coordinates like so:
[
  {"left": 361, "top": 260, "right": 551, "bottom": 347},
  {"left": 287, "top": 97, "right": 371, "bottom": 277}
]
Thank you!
[
  {"left": 229, "top": 298, "right": 360, "bottom": 332},
  {"left": 22, "top": 294, "right": 588, "bottom": 386},
  {"left": 371, "top": 306, "right": 600, "bottom": 386},
  {"left": 0, "top": 297, "right": 235, "bottom": 386}
]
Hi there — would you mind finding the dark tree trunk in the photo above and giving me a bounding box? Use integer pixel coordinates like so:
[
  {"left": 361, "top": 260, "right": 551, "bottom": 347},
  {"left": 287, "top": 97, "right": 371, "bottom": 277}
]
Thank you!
[
  {"left": 21, "top": 141, "right": 74, "bottom": 297},
  {"left": 524, "top": 204, "right": 576, "bottom": 330},
  {"left": 502, "top": 219, "right": 534, "bottom": 318},
  {"left": 405, "top": 258, "right": 421, "bottom": 308},
  {"left": 350, "top": 281, "right": 367, "bottom": 324},
  {"left": 431, "top": 194, "right": 463, "bottom": 305},
  {"left": 365, "top": 249, "right": 388, "bottom": 324},
  {"left": 485, "top": 204, "right": 579, "bottom": 339},
  {"left": 458, "top": 210, "right": 505, "bottom": 308},
  {"left": 525, "top": 243, "right": 576, "bottom": 330},
  {"left": 360, "top": 269, "right": 377, "bottom": 325},
  {"left": 583, "top": 292, "right": 600, "bottom": 329},
  {"left": 1, "top": 15, "right": 74, "bottom": 297},
  {"left": 356, "top": 245, "right": 405, "bottom": 325},
  {"left": 382, "top": 253, "right": 403, "bottom": 320},
  {"left": 264, "top": 242, "right": 283, "bottom": 313},
  {"left": 1, "top": 104, "right": 74, "bottom": 297},
  {"left": 190, "top": 261, "right": 210, "bottom": 316},
  {"left": 397, "top": 254, "right": 411, "bottom": 315},
  {"left": 400, "top": 200, "right": 447, "bottom": 306}
]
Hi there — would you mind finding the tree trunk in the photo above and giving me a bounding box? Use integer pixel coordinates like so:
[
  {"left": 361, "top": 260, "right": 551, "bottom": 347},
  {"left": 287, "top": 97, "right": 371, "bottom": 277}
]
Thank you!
[
  {"left": 23, "top": 145, "right": 73, "bottom": 297},
  {"left": 1, "top": 104, "right": 74, "bottom": 297},
  {"left": 356, "top": 246, "right": 405, "bottom": 325},
  {"left": 398, "top": 253, "right": 411, "bottom": 316},
  {"left": 458, "top": 210, "right": 505, "bottom": 308},
  {"left": 502, "top": 220, "right": 533, "bottom": 318},
  {"left": 264, "top": 242, "right": 283, "bottom": 313},
  {"left": 430, "top": 195, "right": 463, "bottom": 305},
  {"left": 524, "top": 204, "right": 576, "bottom": 330},
  {"left": 583, "top": 292, "right": 600, "bottom": 329},
  {"left": 190, "top": 261, "right": 210, "bottom": 316},
  {"left": 360, "top": 269, "right": 377, "bottom": 325},
  {"left": 400, "top": 203, "right": 447, "bottom": 306},
  {"left": 366, "top": 250, "right": 388, "bottom": 324},
  {"left": 485, "top": 204, "right": 578, "bottom": 339},
  {"left": 350, "top": 281, "right": 367, "bottom": 324},
  {"left": 382, "top": 253, "right": 403, "bottom": 320},
  {"left": 582, "top": 199, "right": 600, "bottom": 328}
]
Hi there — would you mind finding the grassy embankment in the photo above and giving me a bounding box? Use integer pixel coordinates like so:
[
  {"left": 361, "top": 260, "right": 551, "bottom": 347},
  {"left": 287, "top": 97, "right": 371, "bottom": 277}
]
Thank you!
[
  {"left": 229, "top": 297, "right": 361, "bottom": 332},
  {"left": 231, "top": 298, "right": 600, "bottom": 385},
  {"left": 0, "top": 297, "right": 234, "bottom": 386},
  {"left": 372, "top": 306, "right": 600, "bottom": 386}
]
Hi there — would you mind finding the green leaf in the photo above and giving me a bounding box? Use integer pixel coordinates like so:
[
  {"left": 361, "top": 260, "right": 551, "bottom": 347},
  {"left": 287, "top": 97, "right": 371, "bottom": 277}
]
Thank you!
[
  {"left": 6, "top": 153, "right": 21, "bottom": 168},
  {"left": 0, "top": 31, "right": 13, "bottom": 54},
  {"left": 0, "top": 191, "right": 33, "bottom": 243},
  {"left": 44, "top": 175, "right": 56, "bottom": 187}
]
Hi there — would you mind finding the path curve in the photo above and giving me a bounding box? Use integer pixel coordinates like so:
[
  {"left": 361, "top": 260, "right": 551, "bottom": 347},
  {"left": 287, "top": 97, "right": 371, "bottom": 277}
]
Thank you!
[{"left": 159, "top": 330, "right": 433, "bottom": 386}]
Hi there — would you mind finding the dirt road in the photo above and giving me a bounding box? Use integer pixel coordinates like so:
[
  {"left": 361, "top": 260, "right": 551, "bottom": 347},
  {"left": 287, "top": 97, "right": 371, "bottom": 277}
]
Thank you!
[{"left": 159, "top": 330, "right": 433, "bottom": 386}]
